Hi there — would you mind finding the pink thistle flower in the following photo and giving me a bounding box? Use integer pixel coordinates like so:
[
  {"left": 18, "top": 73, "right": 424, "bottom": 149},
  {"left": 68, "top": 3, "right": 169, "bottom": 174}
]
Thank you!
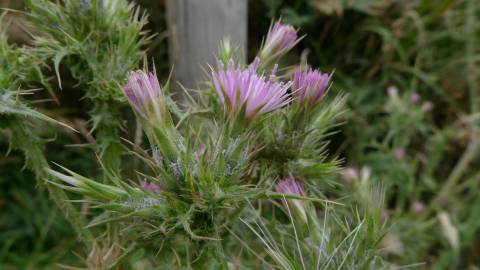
[
  {"left": 410, "top": 92, "right": 421, "bottom": 103},
  {"left": 124, "top": 70, "right": 164, "bottom": 120},
  {"left": 421, "top": 101, "right": 433, "bottom": 112},
  {"left": 275, "top": 177, "right": 308, "bottom": 223},
  {"left": 411, "top": 201, "right": 426, "bottom": 213},
  {"left": 387, "top": 86, "right": 398, "bottom": 97},
  {"left": 140, "top": 180, "right": 161, "bottom": 194},
  {"left": 292, "top": 68, "right": 331, "bottom": 106},
  {"left": 394, "top": 148, "right": 405, "bottom": 159},
  {"left": 211, "top": 58, "right": 291, "bottom": 120},
  {"left": 275, "top": 176, "right": 306, "bottom": 196},
  {"left": 260, "top": 21, "right": 299, "bottom": 59},
  {"left": 340, "top": 167, "right": 360, "bottom": 184}
]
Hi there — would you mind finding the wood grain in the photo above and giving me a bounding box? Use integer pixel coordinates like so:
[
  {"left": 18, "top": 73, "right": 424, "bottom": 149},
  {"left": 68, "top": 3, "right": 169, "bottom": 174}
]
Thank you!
[{"left": 166, "top": 0, "right": 247, "bottom": 90}]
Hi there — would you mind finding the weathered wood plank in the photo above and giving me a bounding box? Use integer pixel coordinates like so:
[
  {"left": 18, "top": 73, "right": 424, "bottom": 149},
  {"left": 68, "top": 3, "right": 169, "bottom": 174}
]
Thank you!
[{"left": 166, "top": 0, "right": 247, "bottom": 90}]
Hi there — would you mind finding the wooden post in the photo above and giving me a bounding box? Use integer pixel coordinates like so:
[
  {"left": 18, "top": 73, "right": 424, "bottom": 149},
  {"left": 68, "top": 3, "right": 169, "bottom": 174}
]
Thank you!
[{"left": 166, "top": 0, "right": 247, "bottom": 90}]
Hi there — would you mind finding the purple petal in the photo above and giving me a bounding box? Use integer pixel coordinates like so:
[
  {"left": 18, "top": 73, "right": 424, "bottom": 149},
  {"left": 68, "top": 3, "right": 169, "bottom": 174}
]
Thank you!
[{"left": 211, "top": 59, "right": 291, "bottom": 120}]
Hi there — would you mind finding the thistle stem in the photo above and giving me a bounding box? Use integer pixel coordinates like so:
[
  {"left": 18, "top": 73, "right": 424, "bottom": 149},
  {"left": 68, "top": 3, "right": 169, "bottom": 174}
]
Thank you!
[{"left": 91, "top": 101, "right": 124, "bottom": 179}]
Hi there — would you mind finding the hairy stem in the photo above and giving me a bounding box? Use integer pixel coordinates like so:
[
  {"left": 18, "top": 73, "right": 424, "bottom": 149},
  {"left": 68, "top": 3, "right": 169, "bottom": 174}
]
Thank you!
[{"left": 91, "top": 101, "right": 124, "bottom": 179}]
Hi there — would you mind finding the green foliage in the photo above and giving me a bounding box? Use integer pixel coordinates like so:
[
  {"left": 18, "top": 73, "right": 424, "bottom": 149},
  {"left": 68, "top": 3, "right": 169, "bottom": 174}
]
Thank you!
[
  {"left": 0, "top": 11, "right": 92, "bottom": 268},
  {"left": 0, "top": 160, "right": 77, "bottom": 269},
  {"left": 25, "top": 0, "right": 151, "bottom": 174}
]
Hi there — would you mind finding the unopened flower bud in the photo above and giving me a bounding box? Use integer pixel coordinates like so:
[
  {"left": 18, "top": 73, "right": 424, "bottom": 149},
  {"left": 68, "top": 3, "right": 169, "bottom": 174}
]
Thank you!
[
  {"left": 140, "top": 180, "right": 161, "bottom": 194},
  {"left": 124, "top": 70, "right": 165, "bottom": 122},
  {"left": 292, "top": 68, "right": 331, "bottom": 107},
  {"left": 421, "top": 101, "right": 433, "bottom": 112},
  {"left": 340, "top": 167, "right": 360, "bottom": 184},
  {"left": 260, "top": 21, "right": 299, "bottom": 60},
  {"left": 275, "top": 177, "right": 308, "bottom": 223},
  {"left": 387, "top": 86, "right": 398, "bottom": 97}
]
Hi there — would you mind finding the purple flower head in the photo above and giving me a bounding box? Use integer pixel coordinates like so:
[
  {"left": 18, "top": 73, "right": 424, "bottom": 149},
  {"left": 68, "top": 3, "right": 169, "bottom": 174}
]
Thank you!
[
  {"left": 340, "top": 167, "right": 360, "bottom": 184},
  {"left": 140, "top": 180, "right": 161, "bottom": 194},
  {"left": 260, "top": 21, "right": 299, "bottom": 59},
  {"left": 410, "top": 91, "right": 421, "bottom": 103},
  {"left": 411, "top": 201, "right": 425, "bottom": 213},
  {"left": 124, "top": 70, "right": 164, "bottom": 120},
  {"left": 293, "top": 68, "right": 331, "bottom": 106},
  {"left": 421, "top": 101, "right": 433, "bottom": 112},
  {"left": 387, "top": 86, "right": 398, "bottom": 97},
  {"left": 275, "top": 177, "right": 308, "bottom": 223},
  {"left": 394, "top": 148, "right": 405, "bottom": 159},
  {"left": 275, "top": 176, "right": 306, "bottom": 196},
  {"left": 211, "top": 58, "right": 291, "bottom": 120}
]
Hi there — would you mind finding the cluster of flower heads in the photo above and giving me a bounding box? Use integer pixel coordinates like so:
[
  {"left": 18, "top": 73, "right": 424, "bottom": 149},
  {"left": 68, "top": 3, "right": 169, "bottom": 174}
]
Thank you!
[
  {"left": 210, "top": 21, "right": 331, "bottom": 120},
  {"left": 123, "top": 21, "right": 331, "bottom": 123},
  {"left": 121, "top": 20, "right": 329, "bottom": 201},
  {"left": 210, "top": 60, "right": 331, "bottom": 119}
]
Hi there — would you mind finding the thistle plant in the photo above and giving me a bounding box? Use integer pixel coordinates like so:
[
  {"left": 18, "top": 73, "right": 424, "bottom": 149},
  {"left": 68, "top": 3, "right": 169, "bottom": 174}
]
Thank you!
[
  {"left": 40, "top": 14, "right": 387, "bottom": 267},
  {"left": 1, "top": 3, "right": 384, "bottom": 265},
  {"left": 2, "top": 0, "right": 479, "bottom": 268},
  {"left": 1, "top": 1, "right": 152, "bottom": 267},
  {"left": 0, "top": 14, "right": 90, "bottom": 241},
  {"left": 25, "top": 0, "right": 151, "bottom": 175}
]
